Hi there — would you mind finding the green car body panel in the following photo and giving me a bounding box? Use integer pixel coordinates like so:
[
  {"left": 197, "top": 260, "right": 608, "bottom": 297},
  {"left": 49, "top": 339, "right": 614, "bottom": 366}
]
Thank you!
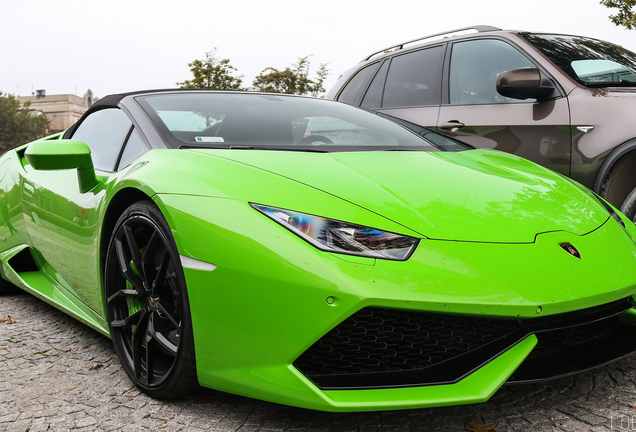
[{"left": 2, "top": 90, "right": 636, "bottom": 411}]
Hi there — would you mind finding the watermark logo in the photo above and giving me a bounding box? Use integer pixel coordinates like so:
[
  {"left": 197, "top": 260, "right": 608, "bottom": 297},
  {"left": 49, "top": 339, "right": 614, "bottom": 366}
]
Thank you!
[{"left": 611, "top": 415, "right": 636, "bottom": 430}]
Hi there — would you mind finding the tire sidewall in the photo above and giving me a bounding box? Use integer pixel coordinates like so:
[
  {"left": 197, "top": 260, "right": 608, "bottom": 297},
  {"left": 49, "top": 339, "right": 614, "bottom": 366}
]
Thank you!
[{"left": 620, "top": 187, "right": 636, "bottom": 224}]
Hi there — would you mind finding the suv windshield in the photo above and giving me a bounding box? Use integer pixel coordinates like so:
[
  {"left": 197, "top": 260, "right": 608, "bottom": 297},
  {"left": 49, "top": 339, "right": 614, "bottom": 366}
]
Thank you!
[
  {"left": 522, "top": 34, "right": 636, "bottom": 86},
  {"left": 136, "top": 92, "right": 454, "bottom": 152}
]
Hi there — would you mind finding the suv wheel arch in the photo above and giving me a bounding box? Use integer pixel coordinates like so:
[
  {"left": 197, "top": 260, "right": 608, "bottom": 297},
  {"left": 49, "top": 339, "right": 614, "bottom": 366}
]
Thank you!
[{"left": 595, "top": 139, "right": 636, "bottom": 212}]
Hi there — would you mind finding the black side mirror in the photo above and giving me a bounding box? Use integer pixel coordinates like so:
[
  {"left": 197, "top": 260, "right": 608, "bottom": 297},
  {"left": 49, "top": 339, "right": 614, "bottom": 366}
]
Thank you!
[{"left": 496, "top": 68, "right": 556, "bottom": 101}]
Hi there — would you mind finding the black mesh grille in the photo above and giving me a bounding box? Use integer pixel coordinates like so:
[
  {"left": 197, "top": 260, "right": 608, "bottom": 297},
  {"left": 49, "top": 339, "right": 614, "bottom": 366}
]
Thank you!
[
  {"left": 530, "top": 317, "right": 618, "bottom": 357},
  {"left": 294, "top": 308, "right": 519, "bottom": 377},
  {"left": 294, "top": 298, "right": 635, "bottom": 390}
]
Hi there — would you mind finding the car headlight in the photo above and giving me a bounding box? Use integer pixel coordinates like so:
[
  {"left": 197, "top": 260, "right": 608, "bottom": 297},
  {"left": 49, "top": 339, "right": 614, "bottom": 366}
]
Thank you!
[{"left": 251, "top": 204, "right": 419, "bottom": 260}]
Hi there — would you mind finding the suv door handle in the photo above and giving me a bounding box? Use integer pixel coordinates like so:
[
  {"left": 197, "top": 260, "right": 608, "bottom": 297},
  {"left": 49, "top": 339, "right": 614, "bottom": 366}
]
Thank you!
[{"left": 439, "top": 121, "right": 465, "bottom": 132}]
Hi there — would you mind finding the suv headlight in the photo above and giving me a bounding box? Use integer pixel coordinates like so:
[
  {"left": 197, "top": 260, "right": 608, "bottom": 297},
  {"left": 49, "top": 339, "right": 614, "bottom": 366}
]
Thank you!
[{"left": 251, "top": 204, "right": 419, "bottom": 260}]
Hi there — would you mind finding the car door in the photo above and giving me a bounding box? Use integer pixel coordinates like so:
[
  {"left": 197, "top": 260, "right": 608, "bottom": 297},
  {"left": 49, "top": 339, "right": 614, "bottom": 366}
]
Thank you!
[
  {"left": 437, "top": 38, "right": 572, "bottom": 176},
  {"left": 20, "top": 107, "right": 143, "bottom": 313}
]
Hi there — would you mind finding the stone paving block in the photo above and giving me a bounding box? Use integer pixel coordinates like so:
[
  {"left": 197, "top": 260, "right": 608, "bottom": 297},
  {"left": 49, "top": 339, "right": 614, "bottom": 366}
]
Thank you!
[
  {"left": 0, "top": 412, "right": 19, "bottom": 423},
  {"left": 533, "top": 425, "right": 561, "bottom": 432},
  {"left": 506, "top": 416, "right": 532, "bottom": 431},
  {"left": 557, "top": 419, "right": 595, "bottom": 431},
  {"left": 522, "top": 412, "right": 551, "bottom": 426},
  {"left": 556, "top": 404, "right": 588, "bottom": 418},
  {"left": 577, "top": 413, "right": 608, "bottom": 426}
]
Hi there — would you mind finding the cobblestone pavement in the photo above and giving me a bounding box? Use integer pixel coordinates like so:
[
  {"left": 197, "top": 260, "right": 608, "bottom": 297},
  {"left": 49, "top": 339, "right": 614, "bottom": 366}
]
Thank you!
[{"left": 2, "top": 291, "right": 636, "bottom": 432}]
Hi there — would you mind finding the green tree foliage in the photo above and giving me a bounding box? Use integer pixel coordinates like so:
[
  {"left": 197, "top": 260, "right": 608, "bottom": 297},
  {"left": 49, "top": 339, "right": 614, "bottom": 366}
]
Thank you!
[
  {"left": 177, "top": 48, "right": 244, "bottom": 89},
  {"left": 0, "top": 93, "right": 50, "bottom": 153},
  {"left": 601, "top": 0, "right": 636, "bottom": 29},
  {"left": 252, "top": 56, "right": 329, "bottom": 96}
]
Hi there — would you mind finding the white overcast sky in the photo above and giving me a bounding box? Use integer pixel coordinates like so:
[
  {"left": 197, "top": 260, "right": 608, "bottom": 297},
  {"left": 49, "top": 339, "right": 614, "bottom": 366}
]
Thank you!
[{"left": 2, "top": 0, "right": 635, "bottom": 99}]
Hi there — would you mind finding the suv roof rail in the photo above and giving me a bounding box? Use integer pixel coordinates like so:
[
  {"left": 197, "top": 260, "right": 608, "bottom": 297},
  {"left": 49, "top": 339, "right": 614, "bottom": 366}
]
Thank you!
[{"left": 362, "top": 25, "right": 502, "bottom": 62}]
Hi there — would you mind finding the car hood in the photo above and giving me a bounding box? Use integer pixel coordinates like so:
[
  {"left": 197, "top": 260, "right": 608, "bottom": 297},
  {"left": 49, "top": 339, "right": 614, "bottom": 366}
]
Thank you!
[{"left": 179, "top": 148, "right": 606, "bottom": 243}]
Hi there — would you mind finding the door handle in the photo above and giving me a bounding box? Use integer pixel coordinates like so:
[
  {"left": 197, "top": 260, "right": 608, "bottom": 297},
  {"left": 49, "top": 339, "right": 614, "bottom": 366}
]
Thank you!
[{"left": 439, "top": 121, "right": 465, "bottom": 132}]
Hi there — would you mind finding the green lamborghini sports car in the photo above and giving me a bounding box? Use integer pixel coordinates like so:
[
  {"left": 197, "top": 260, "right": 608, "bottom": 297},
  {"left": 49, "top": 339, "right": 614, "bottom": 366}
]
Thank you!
[{"left": 3, "top": 90, "right": 636, "bottom": 412}]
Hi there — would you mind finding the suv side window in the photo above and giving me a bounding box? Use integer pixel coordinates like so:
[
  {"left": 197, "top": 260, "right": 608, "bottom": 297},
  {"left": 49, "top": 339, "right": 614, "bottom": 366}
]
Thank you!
[
  {"left": 382, "top": 45, "right": 444, "bottom": 108},
  {"left": 361, "top": 61, "right": 389, "bottom": 109},
  {"left": 71, "top": 108, "right": 133, "bottom": 171},
  {"left": 337, "top": 62, "right": 379, "bottom": 105},
  {"left": 449, "top": 39, "right": 536, "bottom": 105}
]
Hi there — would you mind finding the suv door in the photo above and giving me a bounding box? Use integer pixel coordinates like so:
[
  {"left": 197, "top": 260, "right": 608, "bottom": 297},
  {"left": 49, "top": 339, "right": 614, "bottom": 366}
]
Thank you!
[
  {"left": 339, "top": 45, "right": 445, "bottom": 128},
  {"left": 438, "top": 39, "right": 571, "bottom": 176}
]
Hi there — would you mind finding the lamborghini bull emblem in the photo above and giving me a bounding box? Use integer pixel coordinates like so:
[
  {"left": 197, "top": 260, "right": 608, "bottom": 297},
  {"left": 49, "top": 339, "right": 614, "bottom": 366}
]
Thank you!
[{"left": 560, "top": 242, "right": 581, "bottom": 259}]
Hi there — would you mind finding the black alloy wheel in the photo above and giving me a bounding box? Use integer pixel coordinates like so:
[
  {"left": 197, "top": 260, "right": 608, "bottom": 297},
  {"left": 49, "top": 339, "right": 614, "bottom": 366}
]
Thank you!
[{"left": 105, "top": 201, "right": 198, "bottom": 398}]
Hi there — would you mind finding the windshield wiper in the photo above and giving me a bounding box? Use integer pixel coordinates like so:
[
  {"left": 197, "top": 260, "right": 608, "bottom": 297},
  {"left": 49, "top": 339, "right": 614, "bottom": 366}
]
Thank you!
[
  {"left": 233, "top": 146, "right": 330, "bottom": 153},
  {"left": 178, "top": 143, "right": 226, "bottom": 150},
  {"left": 583, "top": 79, "right": 636, "bottom": 87},
  {"left": 178, "top": 144, "right": 330, "bottom": 153}
]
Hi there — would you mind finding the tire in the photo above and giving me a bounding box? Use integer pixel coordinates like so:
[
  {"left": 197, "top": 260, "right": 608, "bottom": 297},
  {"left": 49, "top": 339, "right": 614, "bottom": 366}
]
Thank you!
[
  {"left": 620, "top": 186, "right": 636, "bottom": 224},
  {"left": 104, "top": 200, "right": 199, "bottom": 399}
]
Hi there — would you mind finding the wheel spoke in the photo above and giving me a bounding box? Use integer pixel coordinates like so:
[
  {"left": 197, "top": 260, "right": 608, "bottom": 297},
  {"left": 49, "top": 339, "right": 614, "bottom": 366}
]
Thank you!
[
  {"left": 107, "top": 288, "right": 140, "bottom": 304},
  {"left": 148, "top": 313, "right": 178, "bottom": 357},
  {"left": 145, "top": 314, "right": 156, "bottom": 384},
  {"left": 123, "top": 224, "right": 146, "bottom": 286},
  {"left": 141, "top": 231, "right": 160, "bottom": 286},
  {"left": 110, "top": 308, "right": 144, "bottom": 328},
  {"left": 151, "top": 249, "right": 171, "bottom": 296},
  {"left": 115, "top": 237, "right": 144, "bottom": 293},
  {"left": 154, "top": 332, "right": 178, "bottom": 357},
  {"left": 156, "top": 301, "right": 181, "bottom": 334},
  {"left": 131, "top": 309, "right": 149, "bottom": 381}
]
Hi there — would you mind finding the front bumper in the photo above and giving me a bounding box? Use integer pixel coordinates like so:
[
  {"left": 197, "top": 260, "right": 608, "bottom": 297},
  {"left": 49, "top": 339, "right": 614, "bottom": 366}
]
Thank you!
[{"left": 157, "top": 194, "right": 636, "bottom": 411}]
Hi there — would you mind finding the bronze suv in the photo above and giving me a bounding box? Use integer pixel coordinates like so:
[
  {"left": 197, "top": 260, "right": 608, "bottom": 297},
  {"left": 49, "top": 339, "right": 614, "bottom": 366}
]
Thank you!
[{"left": 326, "top": 26, "right": 636, "bottom": 221}]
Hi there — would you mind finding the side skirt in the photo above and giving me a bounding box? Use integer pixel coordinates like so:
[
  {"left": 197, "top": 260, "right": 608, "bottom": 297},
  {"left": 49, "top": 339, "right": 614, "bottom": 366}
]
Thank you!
[{"left": 0, "top": 244, "right": 110, "bottom": 337}]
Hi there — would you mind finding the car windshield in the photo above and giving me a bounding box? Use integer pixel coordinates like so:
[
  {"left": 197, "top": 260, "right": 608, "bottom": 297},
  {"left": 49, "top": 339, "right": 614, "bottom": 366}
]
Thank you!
[
  {"left": 136, "top": 92, "right": 456, "bottom": 152},
  {"left": 522, "top": 34, "right": 636, "bottom": 86}
]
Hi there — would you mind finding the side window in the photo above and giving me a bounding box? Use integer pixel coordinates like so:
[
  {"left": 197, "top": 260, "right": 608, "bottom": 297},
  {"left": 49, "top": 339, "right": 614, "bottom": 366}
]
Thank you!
[
  {"left": 71, "top": 108, "right": 132, "bottom": 171},
  {"left": 449, "top": 39, "right": 536, "bottom": 105},
  {"left": 337, "top": 62, "right": 379, "bottom": 105},
  {"left": 361, "top": 61, "right": 389, "bottom": 109},
  {"left": 117, "top": 128, "right": 148, "bottom": 170},
  {"left": 382, "top": 46, "right": 444, "bottom": 108}
]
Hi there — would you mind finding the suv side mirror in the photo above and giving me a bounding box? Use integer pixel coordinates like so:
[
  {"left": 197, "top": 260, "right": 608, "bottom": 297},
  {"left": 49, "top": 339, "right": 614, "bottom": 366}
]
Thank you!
[
  {"left": 25, "top": 139, "right": 99, "bottom": 194},
  {"left": 496, "top": 68, "right": 556, "bottom": 101}
]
